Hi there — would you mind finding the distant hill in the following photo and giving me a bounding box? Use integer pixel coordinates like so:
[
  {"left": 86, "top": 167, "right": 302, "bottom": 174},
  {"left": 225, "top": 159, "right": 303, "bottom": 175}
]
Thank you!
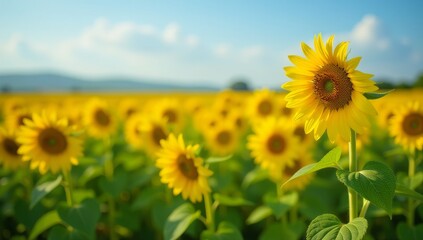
[{"left": 0, "top": 73, "right": 219, "bottom": 92}]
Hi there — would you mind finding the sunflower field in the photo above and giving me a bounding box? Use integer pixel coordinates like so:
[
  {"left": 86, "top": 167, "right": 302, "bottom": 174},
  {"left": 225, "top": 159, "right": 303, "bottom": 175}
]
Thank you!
[{"left": 1, "top": 35, "right": 423, "bottom": 240}]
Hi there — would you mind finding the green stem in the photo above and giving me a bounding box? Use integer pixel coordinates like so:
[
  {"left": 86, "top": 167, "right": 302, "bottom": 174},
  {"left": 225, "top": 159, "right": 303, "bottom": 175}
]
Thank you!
[
  {"left": 290, "top": 203, "right": 299, "bottom": 222},
  {"left": 348, "top": 129, "right": 358, "bottom": 222},
  {"left": 407, "top": 150, "right": 416, "bottom": 226},
  {"left": 104, "top": 138, "right": 117, "bottom": 240},
  {"left": 359, "top": 199, "right": 370, "bottom": 218},
  {"left": 62, "top": 170, "right": 74, "bottom": 207},
  {"left": 204, "top": 193, "right": 215, "bottom": 232}
]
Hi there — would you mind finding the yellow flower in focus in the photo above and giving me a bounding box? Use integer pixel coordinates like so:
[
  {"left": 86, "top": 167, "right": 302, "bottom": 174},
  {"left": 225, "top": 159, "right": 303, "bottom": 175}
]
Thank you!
[
  {"left": 389, "top": 101, "right": 423, "bottom": 151},
  {"left": 17, "top": 112, "right": 83, "bottom": 174},
  {"left": 83, "top": 98, "right": 117, "bottom": 138},
  {"left": 156, "top": 134, "right": 212, "bottom": 203},
  {"left": 248, "top": 117, "right": 300, "bottom": 170},
  {"left": 283, "top": 34, "right": 378, "bottom": 143},
  {"left": 0, "top": 128, "right": 24, "bottom": 170}
]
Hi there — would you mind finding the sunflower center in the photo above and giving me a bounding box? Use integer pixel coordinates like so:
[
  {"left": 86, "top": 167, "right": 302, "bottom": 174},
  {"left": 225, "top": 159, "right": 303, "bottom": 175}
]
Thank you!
[
  {"left": 258, "top": 100, "right": 272, "bottom": 116},
  {"left": 267, "top": 134, "right": 286, "bottom": 154},
  {"left": 18, "top": 114, "right": 31, "bottom": 126},
  {"left": 152, "top": 126, "right": 167, "bottom": 146},
  {"left": 284, "top": 159, "right": 302, "bottom": 176},
  {"left": 313, "top": 64, "right": 353, "bottom": 110},
  {"left": 38, "top": 127, "right": 68, "bottom": 154},
  {"left": 402, "top": 112, "right": 423, "bottom": 136},
  {"left": 294, "top": 126, "right": 306, "bottom": 142},
  {"left": 94, "top": 109, "right": 111, "bottom": 126},
  {"left": 177, "top": 154, "right": 199, "bottom": 180},
  {"left": 163, "top": 109, "right": 177, "bottom": 123},
  {"left": 3, "top": 138, "right": 20, "bottom": 156},
  {"left": 216, "top": 130, "right": 231, "bottom": 145},
  {"left": 235, "top": 117, "right": 244, "bottom": 129}
]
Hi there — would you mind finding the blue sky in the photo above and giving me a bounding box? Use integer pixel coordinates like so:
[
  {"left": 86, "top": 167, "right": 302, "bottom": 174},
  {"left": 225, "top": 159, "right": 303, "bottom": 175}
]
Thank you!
[{"left": 1, "top": 1, "right": 423, "bottom": 88}]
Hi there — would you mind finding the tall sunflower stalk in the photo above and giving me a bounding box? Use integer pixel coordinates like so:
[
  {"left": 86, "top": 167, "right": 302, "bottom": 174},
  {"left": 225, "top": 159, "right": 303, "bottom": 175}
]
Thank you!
[
  {"left": 282, "top": 34, "right": 394, "bottom": 239},
  {"left": 156, "top": 134, "right": 215, "bottom": 234},
  {"left": 17, "top": 112, "right": 83, "bottom": 208}
]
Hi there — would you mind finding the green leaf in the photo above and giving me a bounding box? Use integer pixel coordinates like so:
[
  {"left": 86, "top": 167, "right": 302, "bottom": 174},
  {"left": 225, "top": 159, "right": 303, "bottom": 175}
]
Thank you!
[
  {"left": 48, "top": 225, "right": 88, "bottom": 240},
  {"left": 131, "top": 187, "right": 162, "bottom": 210},
  {"left": 246, "top": 206, "right": 273, "bottom": 225},
  {"left": 283, "top": 147, "right": 342, "bottom": 187},
  {"left": 266, "top": 192, "right": 298, "bottom": 219},
  {"left": 164, "top": 203, "right": 201, "bottom": 240},
  {"left": 201, "top": 221, "right": 243, "bottom": 240},
  {"left": 306, "top": 214, "right": 367, "bottom": 240},
  {"left": 364, "top": 89, "right": 394, "bottom": 100},
  {"left": 57, "top": 198, "right": 100, "bottom": 238},
  {"left": 30, "top": 175, "right": 62, "bottom": 209},
  {"left": 336, "top": 161, "right": 396, "bottom": 217},
  {"left": 242, "top": 167, "right": 269, "bottom": 188},
  {"left": 260, "top": 221, "right": 305, "bottom": 240},
  {"left": 206, "top": 155, "right": 233, "bottom": 164},
  {"left": 395, "top": 183, "right": 423, "bottom": 202},
  {"left": 29, "top": 210, "right": 62, "bottom": 240},
  {"left": 396, "top": 223, "right": 423, "bottom": 240},
  {"left": 98, "top": 170, "right": 128, "bottom": 198},
  {"left": 214, "top": 193, "right": 253, "bottom": 207}
]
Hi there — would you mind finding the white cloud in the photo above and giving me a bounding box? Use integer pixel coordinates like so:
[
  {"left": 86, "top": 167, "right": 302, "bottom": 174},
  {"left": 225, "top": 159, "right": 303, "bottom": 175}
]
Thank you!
[
  {"left": 350, "top": 15, "right": 389, "bottom": 50},
  {"left": 214, "top": 44, "right": 231, "bottom": 58},
  {"left": 240, "top": 45, "right": 264, "bottom": 60},
  {"left": 186, "top": 35, "right": 199, "bottom": 47},
  {"left": 162, "top": 23, "right": 180, "bottom": 44}
]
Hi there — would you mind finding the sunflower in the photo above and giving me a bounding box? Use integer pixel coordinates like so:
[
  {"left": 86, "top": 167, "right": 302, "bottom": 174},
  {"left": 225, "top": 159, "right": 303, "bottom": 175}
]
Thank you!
[
  {"left": 248, "top": 89, "right": 279, "bottom": 123},
  {"left": 283, "top": 34, "right": 378, "bottom": 143},
  {"left": 389, "top": 101, "right": 423, "bottom": 151},
  {"left": 138, "top": 115, "right": 170, "bottom": 155},
  {"left": 155, "top": 99, "right": 185, "bottom": 132},
  {"left": 83, "top": 98, "right": 117, "bottom": 138},
  {"left": 17, "top": 112, "right": 83, "bottom": 174},
  {"left": 124, "top": 113, "right": 145, "bottom": 150},
  {"left": 247, "top": 117, "right": 300, "bottom": 170},
  {"left": 0, "top": 128, "right": 23, "bottom": 170},
  {"left": 156, "top": 134, "right": 213, "bottom": 203},
  {"left": 6, "top": 108, "right": 33, "bottom": 131},
  {"left": 272, "top": 151, "right": 314, "bottom": 191},
  {"left": 204, "top": 121, "right": 239, "bottom": 156}
]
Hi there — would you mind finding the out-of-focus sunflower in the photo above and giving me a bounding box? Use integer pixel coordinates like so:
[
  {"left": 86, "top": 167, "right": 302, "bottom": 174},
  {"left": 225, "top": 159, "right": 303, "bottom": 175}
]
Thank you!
[
  {"left": 204, "top": 121, "right": 239, "bottom": 156},
  {"left": 227, "top": 110, "right": 248, "bottom": 134},
  {"left": 83, "top": 98, "right": 117, "bottom": 138},
  {"left": 389, "top": 101, "right": 423, "bottom": 151},
  {"left": 155, "top": 99, "right": 185, "bottom": 132},
  {"left": 247, "top": 117, "right": 300, "bottom": 170},
  {"left": 0, "top": 128, "right": 23, "bottom": 170},
  {"left": 6, "top": 108, "right": 33, "bottom": 131},
  {"left": 124, "top": 113, "right": 145, "bottom": 150},
  {"left": 118, "top": 98, "right": 141, "bottom": 121},
  {"left": 273, "top": 152, "right": 314, "bottom": 191},
  {"left": 283, "top": 34, "right": 378, "bottom": 143},
  {"left": 156, "top": 134, "right": 212, "bottom": 203},
  {"left": 248, "top": 89, "right": 278, "bottom": 123},
  {"left": 139, "top": 115, "right": 170, "bottom": 155},
  {"left": 17, "top": 112, "right": 83, "bottom": 174}
]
